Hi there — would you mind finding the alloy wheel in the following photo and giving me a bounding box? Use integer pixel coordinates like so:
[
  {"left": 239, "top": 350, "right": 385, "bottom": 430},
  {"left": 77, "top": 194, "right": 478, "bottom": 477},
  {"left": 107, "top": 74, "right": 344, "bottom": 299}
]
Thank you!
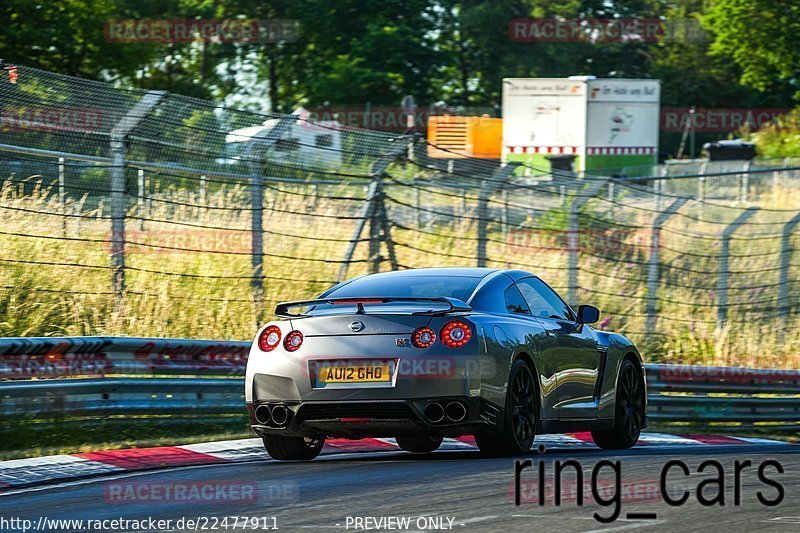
[
  {"left": 619, "top": 363, "right": 643, "bottom": 441},
  {"left": 510, "top": 365, "right": 536, "bottom": 446}
]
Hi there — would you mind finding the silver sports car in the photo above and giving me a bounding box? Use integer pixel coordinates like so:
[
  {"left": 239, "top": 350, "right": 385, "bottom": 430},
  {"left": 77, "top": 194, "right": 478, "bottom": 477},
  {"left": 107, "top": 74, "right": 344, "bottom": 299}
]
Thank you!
[{"left": 245, "top": 268, "right": 647, "bottom": 460}]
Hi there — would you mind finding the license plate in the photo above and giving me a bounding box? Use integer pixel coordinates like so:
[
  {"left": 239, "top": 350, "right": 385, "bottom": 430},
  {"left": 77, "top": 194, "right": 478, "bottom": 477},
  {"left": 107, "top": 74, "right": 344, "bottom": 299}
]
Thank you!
[{"left": 315, "top": 361, "right": 392, "bottom": 385}]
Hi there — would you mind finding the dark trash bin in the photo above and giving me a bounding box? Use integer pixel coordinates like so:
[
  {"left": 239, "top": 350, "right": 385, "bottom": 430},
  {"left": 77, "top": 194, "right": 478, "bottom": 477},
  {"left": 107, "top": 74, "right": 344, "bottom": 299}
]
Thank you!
[
  {"left": 546, "top": 154, "right": 577, "bottom": 178},
  {"left": 702, "top": 140, "right": 756, "bottom": 161}
]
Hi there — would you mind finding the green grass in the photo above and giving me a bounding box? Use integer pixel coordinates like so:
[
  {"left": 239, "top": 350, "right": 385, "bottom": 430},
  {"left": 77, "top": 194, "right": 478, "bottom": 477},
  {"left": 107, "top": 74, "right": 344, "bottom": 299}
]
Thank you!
[{"left": 0, "top": 416, "right": 253, "bottom": 460}]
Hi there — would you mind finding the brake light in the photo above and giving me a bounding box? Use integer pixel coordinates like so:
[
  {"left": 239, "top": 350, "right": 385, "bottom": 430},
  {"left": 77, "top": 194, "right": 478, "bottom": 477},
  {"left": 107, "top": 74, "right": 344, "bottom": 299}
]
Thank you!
[
  {"left": 284, "top": 330, "right": 304, "bottom": 352},
  {"left": 440, "top": 321, "right": 471, "bottom": 348},
  {"left": 331, "top": 298, "right": 384, "bottom": 305},
  {"left": 411, "top": 327, "right": 436, "bottom": 348},
  {"left": 259, "top": 325, "right": 281, "bottom": 352}
]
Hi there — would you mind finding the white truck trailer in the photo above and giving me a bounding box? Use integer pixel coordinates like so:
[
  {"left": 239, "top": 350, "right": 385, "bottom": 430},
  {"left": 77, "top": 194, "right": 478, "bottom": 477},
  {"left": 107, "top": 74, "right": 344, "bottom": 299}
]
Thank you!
[{"left": 502, "top": 76, "right": 660, "bottom": 175}]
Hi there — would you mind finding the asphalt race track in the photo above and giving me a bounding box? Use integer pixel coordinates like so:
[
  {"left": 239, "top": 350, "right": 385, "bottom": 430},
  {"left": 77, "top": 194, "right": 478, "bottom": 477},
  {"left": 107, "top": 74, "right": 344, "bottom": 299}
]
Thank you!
[{"left": 1, "top": 442, "right": 798, "bottom": 532}]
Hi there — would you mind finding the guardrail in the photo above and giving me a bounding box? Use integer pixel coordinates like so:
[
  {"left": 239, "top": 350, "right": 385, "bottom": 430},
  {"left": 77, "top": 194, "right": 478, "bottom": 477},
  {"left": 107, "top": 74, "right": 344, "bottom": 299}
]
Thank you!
[
  {"left": 0, "top": 336, "right": 249, "bottom": 379},
  {"left": 1, "top": 337, "right": 799, "bottom": 430}
]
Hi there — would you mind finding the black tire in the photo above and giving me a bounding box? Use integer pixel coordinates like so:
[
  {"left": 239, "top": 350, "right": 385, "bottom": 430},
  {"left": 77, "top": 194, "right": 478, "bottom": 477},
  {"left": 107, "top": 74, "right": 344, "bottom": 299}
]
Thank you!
[
  {"left": 591, "top": 359, "right": 644, "bottom": 450},
  {"left": 262, "top": 435, "right": 325, "bottom": 460},
  {"left": 395, "top": 435, "right": 444, "bottom": 453},
  {"left": 474, "top": 359, "right": 537, "bottom": 456}
]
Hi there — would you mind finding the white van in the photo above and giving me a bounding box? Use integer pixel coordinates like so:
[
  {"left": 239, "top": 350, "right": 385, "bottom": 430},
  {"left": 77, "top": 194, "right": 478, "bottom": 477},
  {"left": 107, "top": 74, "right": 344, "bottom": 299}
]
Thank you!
[{"left": 219, "top": 107, "right": 343, "bottom": 170}]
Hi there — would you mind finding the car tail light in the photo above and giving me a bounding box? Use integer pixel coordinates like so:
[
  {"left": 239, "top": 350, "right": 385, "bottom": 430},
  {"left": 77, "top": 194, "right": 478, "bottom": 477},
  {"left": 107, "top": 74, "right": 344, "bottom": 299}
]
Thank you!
[
  {"left": 411, "top": 327, "right": 436, "bottom": 348},
  {"left": 440, "top": 321, "right": 471, "bottom": 348},
  {"left": 259, "top": 325, "right": 281, "bottom": 352},
  {"left": 284, "top": 330, "right": 303, "bottom": 352}
]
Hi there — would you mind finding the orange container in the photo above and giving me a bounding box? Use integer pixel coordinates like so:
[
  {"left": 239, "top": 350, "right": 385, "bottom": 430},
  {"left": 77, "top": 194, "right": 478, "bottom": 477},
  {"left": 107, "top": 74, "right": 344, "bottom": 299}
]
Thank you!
[{"left": 427, "top": 116, "right": 502, "bottom": 159}]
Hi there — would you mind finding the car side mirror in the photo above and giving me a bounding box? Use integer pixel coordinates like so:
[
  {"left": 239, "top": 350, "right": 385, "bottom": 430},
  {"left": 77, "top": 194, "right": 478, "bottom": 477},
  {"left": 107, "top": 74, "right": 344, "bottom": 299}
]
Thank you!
[{"left": 577, "top": 305, "right": 599, "bottom": 324}]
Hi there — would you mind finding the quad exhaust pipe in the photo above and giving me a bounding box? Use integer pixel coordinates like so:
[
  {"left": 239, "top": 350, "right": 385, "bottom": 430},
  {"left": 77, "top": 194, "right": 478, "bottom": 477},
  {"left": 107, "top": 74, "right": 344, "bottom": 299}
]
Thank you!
[
  {"left": 423, "top": 402, "right": 445, "bottom": 423},
  {"left": 270, "top": 405, "right": 290, "bottom": 426},
  {"left": 254, "top": 404, "right": 291, "bottom": 428},
  {"left": 254, "top": 404, "right": 271, "bottom": 425},
  {"left": 423, "top": 401, "right": 468, "bottom": 423},
  {"left": 445, "top": 401, "right": 467, "bottom": 422}
]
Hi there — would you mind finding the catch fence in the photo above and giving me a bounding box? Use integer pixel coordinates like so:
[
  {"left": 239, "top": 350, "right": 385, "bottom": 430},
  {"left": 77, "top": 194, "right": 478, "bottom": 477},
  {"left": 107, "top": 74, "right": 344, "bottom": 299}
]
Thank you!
[{"left": 1, "top": 65, "right": 800, "bottom": 364}]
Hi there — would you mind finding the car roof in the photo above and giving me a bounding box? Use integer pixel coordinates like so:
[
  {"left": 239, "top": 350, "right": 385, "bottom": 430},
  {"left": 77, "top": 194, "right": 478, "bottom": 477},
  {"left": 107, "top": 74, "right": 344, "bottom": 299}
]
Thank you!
[
  {"left": 355, "top": 267, "right": 502, "bottom": 279},
  {"left": 321, "top": 268, "right": 539, "bottom": 300}
]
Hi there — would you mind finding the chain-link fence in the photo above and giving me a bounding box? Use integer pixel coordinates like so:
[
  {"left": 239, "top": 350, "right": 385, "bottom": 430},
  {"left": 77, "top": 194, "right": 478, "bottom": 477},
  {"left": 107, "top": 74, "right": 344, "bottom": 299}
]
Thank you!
[{"left": 1, "top": 65, "right": 799, "bottom": 366}]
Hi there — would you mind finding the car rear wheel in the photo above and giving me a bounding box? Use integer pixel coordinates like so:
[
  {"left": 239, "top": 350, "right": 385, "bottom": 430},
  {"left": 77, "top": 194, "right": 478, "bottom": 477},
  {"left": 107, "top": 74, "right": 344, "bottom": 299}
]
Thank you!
[
  {"left": 395, "top": 435, "right": 443, "bottom": 453},
  {"left": 591, "top": 359, "right": 644, "bottom": 450},
  {"left": 475, "top": 359, "right": 537, "bottom": 456},
  {"left": 262, "top": 435, "right": 325, "bottom": 460}
]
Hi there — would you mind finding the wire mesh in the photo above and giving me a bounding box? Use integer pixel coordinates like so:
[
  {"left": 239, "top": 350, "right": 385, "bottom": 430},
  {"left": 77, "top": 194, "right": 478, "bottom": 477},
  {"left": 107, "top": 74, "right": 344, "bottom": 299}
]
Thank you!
[{"left": 0, "top": 64, "right": 799, "bottom": 366}]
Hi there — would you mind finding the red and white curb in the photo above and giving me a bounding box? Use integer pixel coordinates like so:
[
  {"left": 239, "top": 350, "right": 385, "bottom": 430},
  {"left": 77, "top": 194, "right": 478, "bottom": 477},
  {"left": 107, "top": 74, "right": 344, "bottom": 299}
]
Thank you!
[{"left": 0, "top": 433, "right": 792, "bottom": 490}]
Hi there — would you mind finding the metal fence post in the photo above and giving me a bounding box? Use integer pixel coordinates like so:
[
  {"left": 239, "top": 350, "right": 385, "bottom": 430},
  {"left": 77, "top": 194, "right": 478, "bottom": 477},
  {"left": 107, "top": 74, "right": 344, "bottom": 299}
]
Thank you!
[
  {"left": 242, "top": 116, "right": 297, "bottom": 323},
  {"left": 777, "top": 213, "right": 800, "bottom": 328},
  {"left": 717, "top": 207, "right": 758, "bottom": 326},
  {"left": 137, "top": 169, "right": 145, "bottom": 231},
  {"left": 108, "top": 91, "right": 166, "bottom": 304},
  {"left": 773, "top": 170, "right": 780, "bottom": 207},
  {"left": 645, "top": 198, "right": 688, "bottom": 338},
  {"left": 501, "top": 189, "right": 509, "bottom": 240},
  {"left": 309, "top": 183, "right": 318, "bottom": 212},
  {"left": 58, "top": 157, "right": 66, "bottom": 235},
  {"left": 566, "top": 179, "right": 608, "bottom": 307},
  {"left": 338, "top": 140, "right": 407, "bottom": 281},
  {"left": 250, "top": 166, "right": 264, "bottom": 322},
  {"left": 741, "top": 160, "right": 751, "bottom": 205},
  {"left": 476, "top": 165, "right": 517, "bottom": 267},
  {"left": 108, "top": 137, "right": 127, "bottom": 301},
  {"left": 415, "top": 186, "right": 422, "bottom": 228},
  {"left": 476, "top": 190, "right": 488, "bottom": 267},
  {"left": 364, "top": 182, "right": 398, "bottom": 274},
  {"left": 377, "top": 190, "right": 398, "bottom": 273},
  {"left": 698, "top": 162, "right": 707, "bottom": 221},
  {"left": 338, "top": 177, "right": 380, "bottom": 282},
  {"left": 368, "top": 181, "right": 383, "bottom": 274}
]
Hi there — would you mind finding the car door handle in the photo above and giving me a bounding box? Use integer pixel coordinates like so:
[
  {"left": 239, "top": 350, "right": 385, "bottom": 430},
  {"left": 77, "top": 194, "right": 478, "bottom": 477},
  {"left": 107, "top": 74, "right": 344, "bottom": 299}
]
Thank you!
[{"left": 546, "top": 331, "right": 557, "bottom": 338}]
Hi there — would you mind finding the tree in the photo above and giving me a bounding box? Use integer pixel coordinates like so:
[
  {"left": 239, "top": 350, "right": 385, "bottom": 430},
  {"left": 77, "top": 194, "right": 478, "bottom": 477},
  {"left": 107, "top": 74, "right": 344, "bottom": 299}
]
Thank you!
[
  {"left": 704, "top": 0, "right": 800, "bottom": 99},
  {"left": 288, "top": 0, "right": 443, "bottom": 107},
  {"left": 0, "top": 0, "right": 133, "bottom": 78}
]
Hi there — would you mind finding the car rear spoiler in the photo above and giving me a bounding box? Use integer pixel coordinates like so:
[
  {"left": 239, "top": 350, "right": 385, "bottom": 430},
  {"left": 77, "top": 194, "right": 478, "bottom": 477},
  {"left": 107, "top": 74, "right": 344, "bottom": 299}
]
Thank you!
[{"left": 274, "top": 297, "right": 472, "bottom": 318}]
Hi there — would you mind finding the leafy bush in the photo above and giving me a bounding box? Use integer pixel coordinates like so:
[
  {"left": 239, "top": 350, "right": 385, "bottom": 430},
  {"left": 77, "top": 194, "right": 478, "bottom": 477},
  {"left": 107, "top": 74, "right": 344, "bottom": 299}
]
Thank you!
[{"left": 749, "top": 109, "right": 800, "bottom": 157}]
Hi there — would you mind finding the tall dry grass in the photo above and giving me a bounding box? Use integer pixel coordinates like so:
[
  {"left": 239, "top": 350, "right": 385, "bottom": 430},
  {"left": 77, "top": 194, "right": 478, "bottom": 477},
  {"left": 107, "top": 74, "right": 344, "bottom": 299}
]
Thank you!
[{"left": 1, "top": 177, "right": 798, "bottom": 369}]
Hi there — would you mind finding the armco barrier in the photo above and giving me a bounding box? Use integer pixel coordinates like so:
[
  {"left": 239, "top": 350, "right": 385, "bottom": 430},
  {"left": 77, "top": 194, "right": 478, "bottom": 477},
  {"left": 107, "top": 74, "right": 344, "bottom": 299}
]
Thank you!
[
  {"left": 0, "top": 336, "right": 249, "bottom": 379},
  {"left": 1, "top": 337, "right": 798, "bottom": 430}
]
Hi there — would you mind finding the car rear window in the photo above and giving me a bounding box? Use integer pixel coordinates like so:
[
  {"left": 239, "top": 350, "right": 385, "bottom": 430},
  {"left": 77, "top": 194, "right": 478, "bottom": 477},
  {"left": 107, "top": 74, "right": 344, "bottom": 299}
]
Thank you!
[{"left": 326, "top": 275, "right": 481, "bottom": 301}]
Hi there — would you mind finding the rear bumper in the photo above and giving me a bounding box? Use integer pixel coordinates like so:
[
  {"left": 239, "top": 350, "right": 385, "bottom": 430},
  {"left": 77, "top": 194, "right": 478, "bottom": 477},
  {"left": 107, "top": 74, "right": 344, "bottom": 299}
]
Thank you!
[
  {"left": 245, "top": 335, "right": 492, "bottom": 438},
  {"left": 249, "top": 364, "right": 478, "bottom": 402},
  {"left": 247, "top": 397, "right": 498, "bottom": 438}
]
